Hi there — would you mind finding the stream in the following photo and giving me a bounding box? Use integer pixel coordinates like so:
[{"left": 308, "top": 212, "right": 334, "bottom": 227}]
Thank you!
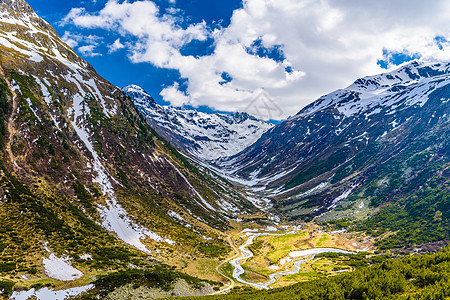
[{"left": 229, "top": 229, "right": 354, "bottom": 289}]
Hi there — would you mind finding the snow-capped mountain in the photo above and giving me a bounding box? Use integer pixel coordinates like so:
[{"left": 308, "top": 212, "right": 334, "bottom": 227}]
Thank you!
[
  {"left": 123, "top": 84, "right": 273, "bottom": 161},
  {"left": 220, "top": 61, "right": 450, "bottom": 221},
  {"left": 297, "top": 60, "right": 449, "bottom": 119}
]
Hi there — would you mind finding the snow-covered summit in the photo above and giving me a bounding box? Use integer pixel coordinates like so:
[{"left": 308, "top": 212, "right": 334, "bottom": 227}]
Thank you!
[
  {"left": 297, "top": 61, "right": 450, "bottom": 118},
  {"left": 0, "top": 0, "right": 89, "bottom": 69},
  {"left": 122, "top": 85, "right": 273, "bottom": 161}
]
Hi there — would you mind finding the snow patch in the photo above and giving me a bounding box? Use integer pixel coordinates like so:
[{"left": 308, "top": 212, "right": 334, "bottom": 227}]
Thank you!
[
  {"left": 279, "top": 257, "right": 292, "bottom": 266},
  {"left": 331, "top": 229, "right": 347, "bottom": 234},
  {"left": 294, "top": 182, "right": 328, "bottom": 198},
  {"left": 241, "top": 228, "right": 259, "bottom": 233},
  {"left": 164, "top": 158, "right": 216, "bottom": 212},
  {"left": 265, "top": 226, "right": 277, "bottom": 232},
  {"left": 328, "top": 185, "right": 358, "bottom": 210},
  {"left": 246, "top": 195, "right": 272, "bottom": 210},
  {"left": 10, "top": 285, "right": 94, "bottom": 300},
  {"left": 42, "top": 254, "right": 83, "bottom": 281},
  {"left": 32, "top": 76, "right": 63, "bottom": 131},
  {"left": 168, "top": 210, "right": 192, "bottom": 228},
  {"left": 80, "top": 254, "right": 92, "bottom": 260},
  {"left": 25, "top": 98, "right": 41, "bottom": 122},
  {"left": 289, "top": 248, "right": 354, "bottom": 258}
]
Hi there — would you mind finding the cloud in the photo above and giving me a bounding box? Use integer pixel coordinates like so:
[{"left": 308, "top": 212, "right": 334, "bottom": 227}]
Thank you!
[
  {"left": 160, "top": 82, "right": 190, "bottom": 106},
  {"left": 64, "top": 0, "right": 450, "bottom": 119},
  {"left": 78, "top": 45, "right": 101, "bottom": 57},
  {"left": 62, "top": 31, "right": 80, "bottom": 48},
  {"left": 62, "top": 31, "right": 102, "bottom": 45},
  {"left": 64, "top": 0, "right": 208, "bottom": 65},
  {"left": 108, "top": 38, "right": 125, "bottom": 53},
  {"left": 62, "top": 31, "right": 102, "bottom": 57}
]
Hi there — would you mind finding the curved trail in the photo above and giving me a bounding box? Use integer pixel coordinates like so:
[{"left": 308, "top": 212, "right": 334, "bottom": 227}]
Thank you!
[{"left": 210, "top": 236, "right": 239, "bottom": 295}]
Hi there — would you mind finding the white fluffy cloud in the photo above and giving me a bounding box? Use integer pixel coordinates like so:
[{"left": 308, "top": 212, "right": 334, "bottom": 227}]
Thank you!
[
  {"left": 78, "top": 44, "right": 101, "bottom": 57},
  {"left": 159, "top": 82, "right": 190, "bottom": 106},
  {"left": 64, "top": 0, "right": 450, "bottom": 119},
  {"left": 108, "top": 38, "right": 125, "bottom": 53},
  {"left": 62, "top": 31, "right": 102, "bottom": 56},
  {"left": 62, "top": 31, "right": 80, "bottom": 48}
]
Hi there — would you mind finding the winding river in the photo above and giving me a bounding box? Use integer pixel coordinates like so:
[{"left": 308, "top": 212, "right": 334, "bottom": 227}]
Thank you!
[{"left": 229, "top": 229, "right": 354, "bottom": 289}]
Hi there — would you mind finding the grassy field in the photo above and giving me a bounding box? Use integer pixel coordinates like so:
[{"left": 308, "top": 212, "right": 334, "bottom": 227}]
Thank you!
[{"left": 176, "top": 257, "right": 223, "bottom": 282}]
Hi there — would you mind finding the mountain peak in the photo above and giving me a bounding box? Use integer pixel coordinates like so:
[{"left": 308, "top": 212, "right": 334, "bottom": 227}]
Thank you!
[
  {"left": 0, "top": 0, "right": 55, "bottom": 34},
  {"left": 0, "top": 0, "right": 89, "bottom": 70},
  {"left": 230, "top": 111, "right": 255, "bottom": 122},
  {"left": 123, "top": 84, "right": 273, "bottom": 160},
  {"left": 122, "top": 84, "right": 157, "bottom": 106},
  {"left": 123, "top": 84, "right": 147, "bottom": 94}
]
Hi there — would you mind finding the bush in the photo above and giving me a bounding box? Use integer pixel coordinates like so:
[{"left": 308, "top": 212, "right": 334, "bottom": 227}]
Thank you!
[{"left": 0, "top": 280, "right": 15, "bottom": 296}]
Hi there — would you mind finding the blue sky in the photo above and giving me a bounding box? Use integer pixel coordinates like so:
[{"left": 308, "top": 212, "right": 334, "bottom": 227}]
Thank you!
[
  {"left": 26, "top": 0, "right": 450, "bottom": 120},
  {"left": 28, "top": 0, "right": 242, "bottom": 108}
]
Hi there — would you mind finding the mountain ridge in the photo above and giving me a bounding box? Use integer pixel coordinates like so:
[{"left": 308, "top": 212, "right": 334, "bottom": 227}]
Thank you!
[{"left": 123, "top": 84, "right": 273, "bottom": 161}]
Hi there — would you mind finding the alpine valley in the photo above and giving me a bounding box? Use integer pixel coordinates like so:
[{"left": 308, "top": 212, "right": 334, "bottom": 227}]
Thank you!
[
  {"left": 0, "top": 0, "right": 449, "bottom": 300},
  {"left": 220, "top": 61, "right": 450, "bottom": 248}
]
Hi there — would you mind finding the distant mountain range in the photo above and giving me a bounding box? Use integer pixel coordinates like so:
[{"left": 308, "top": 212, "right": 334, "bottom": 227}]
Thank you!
[
  {"left": 123, "top": 84, "right": 273, "bottom": 161},
  {"left": 217, "top": 60, "right": 449, "bottom": 247}
]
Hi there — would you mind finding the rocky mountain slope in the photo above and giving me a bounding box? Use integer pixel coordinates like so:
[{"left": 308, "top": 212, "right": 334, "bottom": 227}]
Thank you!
[
  {"left": 0, "top": 0, "right": 256, "bottom": 293},
  {"left": 123, "top": 84, "right": 273, "bottom": 161},
  {"left": 220, "top": 61, "right": 449, "bottom": 247}
]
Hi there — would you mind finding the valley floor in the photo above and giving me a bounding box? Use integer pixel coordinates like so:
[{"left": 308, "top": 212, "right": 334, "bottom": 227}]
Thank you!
[
  {"left": 177, "top": 223, "right": 450, "bottom": 300},
  {"left": 211, "top": 222, "right": 373, "bottom": 294}
]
